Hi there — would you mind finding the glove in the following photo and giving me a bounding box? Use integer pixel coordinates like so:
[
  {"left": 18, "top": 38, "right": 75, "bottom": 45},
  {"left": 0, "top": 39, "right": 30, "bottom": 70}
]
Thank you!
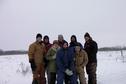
[
  {"left": 65, "top": 69, "right": 73, "bottom": 76},
  {"left": 29, "top": 59, "right": 36, "bottom": 71}
]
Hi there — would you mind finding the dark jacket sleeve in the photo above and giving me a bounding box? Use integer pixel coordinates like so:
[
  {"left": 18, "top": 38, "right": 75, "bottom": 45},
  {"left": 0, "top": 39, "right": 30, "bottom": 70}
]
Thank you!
[
  {"left": 68, "top": 47, "right": 76, "bottom": 71},
  {"left": 91, "top": 41, "right": 98, "bottom": 54},
  {"left": 56, "top": 49, "right": 65, "bottom": 72},
  {"left": 84, "top": 41, "right": 98, "bottom": 63}
]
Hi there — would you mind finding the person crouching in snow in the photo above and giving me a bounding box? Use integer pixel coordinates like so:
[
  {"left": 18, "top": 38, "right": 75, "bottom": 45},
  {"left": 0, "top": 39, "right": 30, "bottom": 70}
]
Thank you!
[
  {"left": 75, "top": 43, "right": 88, "bottom": 84},
  {"left": 56, "top": 41, "right": 77, "bottom": 84},
  {"left": 46, "top": 40, "right": 60, "bottom": 84}
]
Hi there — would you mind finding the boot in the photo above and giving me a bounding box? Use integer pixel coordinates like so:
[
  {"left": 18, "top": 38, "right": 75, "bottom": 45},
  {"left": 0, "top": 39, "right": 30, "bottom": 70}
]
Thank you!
[{"left": 32, "top": 79, "right": 38, "bottom": 84}]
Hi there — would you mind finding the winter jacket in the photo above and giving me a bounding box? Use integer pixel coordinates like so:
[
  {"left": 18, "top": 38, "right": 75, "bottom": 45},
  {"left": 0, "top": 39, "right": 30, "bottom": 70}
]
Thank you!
[
  {"left": 44, "top": 43, "right": 52, "bottom": 54},
  {"left": 75, "top": 50, "right": 88, "bottom": 73},
  {"left": 46, "top": 46, "right": 59, "bottom": 73},
  {"left": 69, "top": 42, "right": 83, "bottom": 49},
  {"left": 84, "top": 40, "right": 98, "bottom": 63},
  {"left": 28, "top": 41, "right": 46, "bottom": 65},
  {"left": 58, "top": 40, "right": 66, "bottom": 47},
  {"left": 56, "top": 47, "right": 75, "bottom": 73}
]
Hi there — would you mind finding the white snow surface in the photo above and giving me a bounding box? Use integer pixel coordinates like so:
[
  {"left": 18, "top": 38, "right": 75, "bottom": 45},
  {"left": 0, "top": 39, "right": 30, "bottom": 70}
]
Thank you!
[{"left": 0, "top": 51, "right": 126, "bottom": 84}]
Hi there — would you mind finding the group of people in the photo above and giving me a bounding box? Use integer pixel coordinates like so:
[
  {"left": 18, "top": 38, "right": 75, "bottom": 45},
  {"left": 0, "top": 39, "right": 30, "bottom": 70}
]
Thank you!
[{"left": 28, "top": 32, "right": 98, "bottom": 84}]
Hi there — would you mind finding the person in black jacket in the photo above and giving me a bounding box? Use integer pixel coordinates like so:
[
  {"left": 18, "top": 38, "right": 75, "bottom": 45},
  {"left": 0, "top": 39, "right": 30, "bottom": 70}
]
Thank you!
[{"left": 84, "top": 32, "right": 98, "bottom": 84}]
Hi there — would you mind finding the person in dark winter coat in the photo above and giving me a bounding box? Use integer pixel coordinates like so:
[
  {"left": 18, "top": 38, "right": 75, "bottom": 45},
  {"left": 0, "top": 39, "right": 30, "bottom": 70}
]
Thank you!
[
  {"left": 69, "top": 35, "right": 83, "bottom": 48},
  {"left": 84, "top": 32, "right": 98, "bottom": 84},
  {"left": 56, "top": 41, "right": 77, "bottom": 84},
  {"left": 58, "top": 34, "right": 70, "bottom": 84}
]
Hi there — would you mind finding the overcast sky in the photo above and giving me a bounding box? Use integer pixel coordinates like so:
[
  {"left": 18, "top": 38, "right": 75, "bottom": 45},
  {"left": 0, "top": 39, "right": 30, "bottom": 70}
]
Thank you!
[{"left": 0, "top": 0, "right": 126, "bottom": 50}]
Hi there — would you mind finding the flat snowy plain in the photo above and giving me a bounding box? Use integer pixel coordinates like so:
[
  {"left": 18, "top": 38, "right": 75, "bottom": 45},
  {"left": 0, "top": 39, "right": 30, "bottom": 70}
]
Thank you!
[{"left": 0, "top": 51, "right": 126, "bottom": 84}]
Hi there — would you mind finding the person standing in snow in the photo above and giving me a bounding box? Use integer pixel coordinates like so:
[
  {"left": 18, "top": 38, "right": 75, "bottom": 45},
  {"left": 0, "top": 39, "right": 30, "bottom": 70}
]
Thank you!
[
  {"left": 43, "top": 35, "right": 52, "bottom": 83},
  {"left": 84, "top": 32, "right": 98, "bottom": 84},
  {"left": 28, "top": 33, "right": 46, "bottom": 84},
  {"left": 75, "top": 43, "right": 88, "bottom": 84},
  {"left": 57, "top": 34, "right": 71, "bottom": 84},
  {"left": 56, "top": 41, "right": 77, "bottom": 84},
  {"left": 46, "top": 40, "right": 60, "bottom": 84}
]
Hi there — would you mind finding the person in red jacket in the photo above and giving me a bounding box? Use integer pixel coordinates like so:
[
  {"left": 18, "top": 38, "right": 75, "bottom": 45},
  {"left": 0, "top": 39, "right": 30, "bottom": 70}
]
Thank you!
[
  {"left": 43, "top": 35, "right": 52, "bottom": 54},
  {"left": 43, "top": 35, "right": 52, "bottom": 84}
]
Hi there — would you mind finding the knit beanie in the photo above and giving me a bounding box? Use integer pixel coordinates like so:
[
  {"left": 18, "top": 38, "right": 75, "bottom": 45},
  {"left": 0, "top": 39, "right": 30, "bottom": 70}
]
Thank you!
[{"left": 36, "top": 33, "right": 42, "bottom": 38}]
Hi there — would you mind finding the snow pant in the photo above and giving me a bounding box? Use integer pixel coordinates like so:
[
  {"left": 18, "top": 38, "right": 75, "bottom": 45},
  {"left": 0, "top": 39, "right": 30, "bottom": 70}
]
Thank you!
[
  {"left": 57, "top": 71, "right": 77, "bottom": 84},
  {"left": 65, "top": 74, "right": 71, "bottom": 84},
  {"left": 86, "top": 62, "right": 97, "bottom": 84},
  {"left": 32, "top": 64, "right": 46, "bottom": 84},
  {"left": 76, "top": 67, "right": 86, "bottom": 84},
  {"left": 47, "top": 72, "right": 56, "bottom": 84}
]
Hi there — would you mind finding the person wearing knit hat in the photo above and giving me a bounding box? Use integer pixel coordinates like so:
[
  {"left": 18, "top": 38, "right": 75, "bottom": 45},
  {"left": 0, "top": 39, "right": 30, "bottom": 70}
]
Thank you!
[
  {"left": 36, "top": 33, "right": 42, "bottom": 43},
  {"left": 28, "top": 33, "right": 46, "bottom": 84},
  {"left": 36, "top": 33, "right": 42, "bottom": 38},
  {"left": 84, "top": 32, "right": 98, "bottom": 84}
]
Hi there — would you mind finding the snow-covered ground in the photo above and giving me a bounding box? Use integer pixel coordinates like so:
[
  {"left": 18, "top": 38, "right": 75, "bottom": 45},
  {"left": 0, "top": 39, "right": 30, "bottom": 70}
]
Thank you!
[{"left": 0, "top": 51, "right": 126, "bottom": 84}]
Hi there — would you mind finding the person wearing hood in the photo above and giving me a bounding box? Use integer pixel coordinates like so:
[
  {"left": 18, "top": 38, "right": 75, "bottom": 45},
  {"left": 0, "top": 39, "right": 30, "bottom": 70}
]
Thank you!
[
  {"left": 69, "top": 35, "right": 83, "bottom": 49},
  {"left": 43, "top": 35, "right": 52, "bottom": 54},
  {"left": 84, "top": 32, "right": 98, "bottom": 84},
  {"left": 56, "top": 41, "right": 77, "bottom": 84},
  {"left": 43, "top": 35, "right": 52, "bottom": 83},
  {"left": 28, "top": 33, "right": 46, "bottom": 84}
]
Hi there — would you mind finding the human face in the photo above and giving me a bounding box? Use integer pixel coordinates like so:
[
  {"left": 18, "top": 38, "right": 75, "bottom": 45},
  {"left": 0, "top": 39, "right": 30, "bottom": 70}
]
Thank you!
[
  {"left": 54, "top": 44, "right": 59, "bottom": 49},
  {"left": 84, "top": 36, "right": 90, "bottom": 42},
  {"left": 44, "top": 38, "right": 49, "bottom": 43},
  {"left": 36, "top": 37, "right": 42, "bottom": 42},
  {"left": 71, "top": 37, "right": 76, "bottom": 42},
  {"left": 58, "top": 36, "right": 63, "bottom": 42},
  {"left": 63, "top": 43, "right": 68, "bottom": 49},
  {"left": 75, "top": 46, "right": 81, "bottom": 52}
]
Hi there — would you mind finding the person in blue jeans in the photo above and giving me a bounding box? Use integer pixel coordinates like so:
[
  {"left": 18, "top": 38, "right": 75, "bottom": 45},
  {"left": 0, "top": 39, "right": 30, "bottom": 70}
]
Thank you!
[{"left": 56, "top": 41, "right": 77, "bottom": 84}]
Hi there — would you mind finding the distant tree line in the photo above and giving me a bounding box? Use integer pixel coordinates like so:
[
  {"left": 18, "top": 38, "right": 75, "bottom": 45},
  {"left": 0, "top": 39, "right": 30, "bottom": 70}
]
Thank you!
[
  {"left": 0, "top": 49, "right": 27, "bottom": 56},
  {"left": 0, "top": 46, "right": 126, "bottom": 56},
  {"left": 98, "top": 46, "right": 126, "bottom": 51}
]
